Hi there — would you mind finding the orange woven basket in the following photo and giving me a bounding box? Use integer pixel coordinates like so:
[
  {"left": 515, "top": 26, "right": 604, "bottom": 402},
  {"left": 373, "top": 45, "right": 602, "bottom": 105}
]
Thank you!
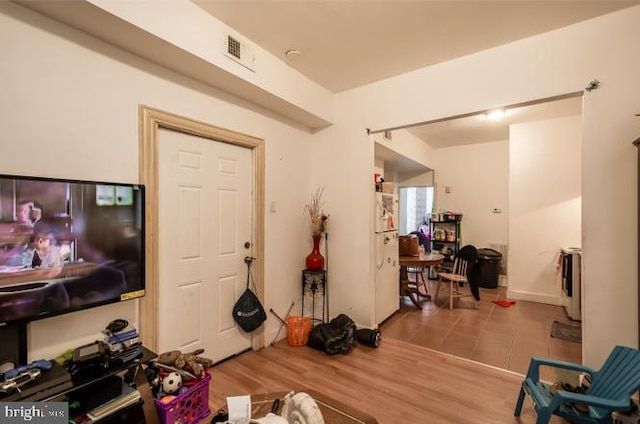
[{"left": 286, "top": 315, "right": 312, "bottom": 346}]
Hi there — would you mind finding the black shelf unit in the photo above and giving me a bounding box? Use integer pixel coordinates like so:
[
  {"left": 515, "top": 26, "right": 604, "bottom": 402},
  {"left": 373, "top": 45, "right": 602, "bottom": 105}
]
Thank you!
[
  {"left": 1, "top": 346, "right": 157, "bottom": 423},
  {"left": 430, "top": 214, "right": 462, "bottom": 273},
  {"left": 57, "top": 346, "right": 156, "bottom": 424},
  {"left": 52, "top": 346, "right": 156, "bottom": 398}
]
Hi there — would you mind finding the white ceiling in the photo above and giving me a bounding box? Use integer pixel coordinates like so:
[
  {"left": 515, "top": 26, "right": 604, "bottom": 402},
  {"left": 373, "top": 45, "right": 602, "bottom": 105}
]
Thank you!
[
  {"left": 191, "top": 1, "right": 624, "bottom": 172},
  {"left": 192, "top": 1, "right": 637, "bottom": 94}
]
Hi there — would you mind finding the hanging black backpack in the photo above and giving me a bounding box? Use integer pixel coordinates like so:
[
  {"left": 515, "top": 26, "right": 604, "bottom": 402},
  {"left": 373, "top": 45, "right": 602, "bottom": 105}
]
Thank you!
[{"left": 232, "top": 256, "right": 267, "bottom": 332}]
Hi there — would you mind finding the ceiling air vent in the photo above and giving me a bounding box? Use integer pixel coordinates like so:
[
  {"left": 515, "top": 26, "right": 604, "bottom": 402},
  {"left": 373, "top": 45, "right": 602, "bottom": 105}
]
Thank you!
[
  {"left": 227, "top": 35, "right": 241, "bottom": 59},
  {"left": 224, "top": 33, "right": 255, "bottom": 72}
]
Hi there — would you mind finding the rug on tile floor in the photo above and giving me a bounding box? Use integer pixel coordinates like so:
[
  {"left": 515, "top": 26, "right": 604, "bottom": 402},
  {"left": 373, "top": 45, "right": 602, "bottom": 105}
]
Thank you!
[{"left": 551, "top": 321, "right": 582, "bottom": 343}]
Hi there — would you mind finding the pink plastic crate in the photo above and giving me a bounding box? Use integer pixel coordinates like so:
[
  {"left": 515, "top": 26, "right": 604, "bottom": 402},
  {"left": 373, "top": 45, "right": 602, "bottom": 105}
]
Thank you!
[{"left": 155, "top": 372, "right": 211, "bottom": 424}]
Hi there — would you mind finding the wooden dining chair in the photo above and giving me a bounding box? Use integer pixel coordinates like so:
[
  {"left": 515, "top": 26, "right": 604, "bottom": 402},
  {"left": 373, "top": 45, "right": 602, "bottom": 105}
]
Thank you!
[{"left": 434, "top": 245, "right": 478, "bottom": 309}]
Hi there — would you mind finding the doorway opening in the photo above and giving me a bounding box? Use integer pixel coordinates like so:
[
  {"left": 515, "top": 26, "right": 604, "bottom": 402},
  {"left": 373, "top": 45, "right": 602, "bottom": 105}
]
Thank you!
[
  {"left": 398, "top": 186, "right": 434, "bottom": 237},
  {"left": 376, "top": 93, "right": 583, "bottom": 373}
]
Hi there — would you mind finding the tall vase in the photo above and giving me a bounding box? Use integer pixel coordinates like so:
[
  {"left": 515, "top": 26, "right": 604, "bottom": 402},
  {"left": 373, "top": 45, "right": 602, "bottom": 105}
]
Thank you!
[{"left": 305, "top": 234, "right": 325, "bottom": 270}]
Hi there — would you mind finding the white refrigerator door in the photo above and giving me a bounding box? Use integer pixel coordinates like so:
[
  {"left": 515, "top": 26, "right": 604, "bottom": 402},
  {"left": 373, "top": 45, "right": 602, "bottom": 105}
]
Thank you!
[
  {"left": 374, "top": 193, "right": 384, "bottom": 233},
  {"left": 375, "top": 231, "right": 399, "bottom": 324},
  {"left": 374, "top": 192, "right": 397, "bottom": 233}
]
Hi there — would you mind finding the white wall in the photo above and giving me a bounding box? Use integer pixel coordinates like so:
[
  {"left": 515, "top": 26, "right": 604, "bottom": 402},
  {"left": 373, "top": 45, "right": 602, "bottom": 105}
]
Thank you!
[
  {"left": 0, "top": 3, "right": 311, "bottom": 360},
  {"left": 507, "top": 116, "right": 582, "bottom": 305},
  {"left": 433, "top": 140, "right": 509, "bottom": 249},
  {"left": 399, "top": 171, "right": 434, "bottom": 188},
  {"left": 337, "top": 6, "right": 640, "bottom": 366},
  {"left": 373, "top": 157, "right": 385, "bottom": 184},
  {"left": 308, "top": 121, "right": 375, "bottom": 326},
  {"left": 373, "top": 129, "right": 436, "bottom": 175}
]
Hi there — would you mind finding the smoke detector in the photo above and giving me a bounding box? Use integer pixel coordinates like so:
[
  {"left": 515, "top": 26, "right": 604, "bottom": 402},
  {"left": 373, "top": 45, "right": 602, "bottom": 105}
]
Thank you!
[
  {"left": 224, "top": 32, "right": 255, "bottom": 72},
  {"left": 285, "top": 49, "right": 302, "bottom": 61}
]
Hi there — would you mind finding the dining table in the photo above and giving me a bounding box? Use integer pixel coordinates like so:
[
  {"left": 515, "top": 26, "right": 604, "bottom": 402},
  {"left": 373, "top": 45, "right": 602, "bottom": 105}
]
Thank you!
[{"left": 399, "top": 252, "right": 444, "bottom": 307}]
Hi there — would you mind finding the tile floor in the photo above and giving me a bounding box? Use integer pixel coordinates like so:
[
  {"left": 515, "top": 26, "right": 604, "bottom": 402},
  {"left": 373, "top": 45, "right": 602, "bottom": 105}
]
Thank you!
[{"left": 381, "top": 278, "right": 582, "bottom": 382}]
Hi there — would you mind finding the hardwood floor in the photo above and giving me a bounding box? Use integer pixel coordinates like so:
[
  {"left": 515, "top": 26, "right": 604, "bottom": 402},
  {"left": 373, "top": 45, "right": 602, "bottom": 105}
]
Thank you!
[
  {"left": 205, "top": 281, "right": 579, "bottom": 424},
  {"left": 206, "top": 337, "right": 568, "bottom": 424}
]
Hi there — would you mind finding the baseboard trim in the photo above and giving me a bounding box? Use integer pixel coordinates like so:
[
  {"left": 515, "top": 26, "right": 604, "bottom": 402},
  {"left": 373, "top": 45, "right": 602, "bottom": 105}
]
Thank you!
[{"left": 506, "top": 289, "right": 563, "bottom": 305}]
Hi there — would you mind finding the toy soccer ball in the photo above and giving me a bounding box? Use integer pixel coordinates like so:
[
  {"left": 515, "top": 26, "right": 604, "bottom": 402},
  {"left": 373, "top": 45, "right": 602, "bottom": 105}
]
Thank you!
[{"left": 162, "top": 372, "right": 182, "bottom": 394}]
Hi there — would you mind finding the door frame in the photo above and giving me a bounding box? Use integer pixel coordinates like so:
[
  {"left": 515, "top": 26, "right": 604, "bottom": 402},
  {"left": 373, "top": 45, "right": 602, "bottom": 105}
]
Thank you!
[{"left": 138, "top": 105, "right": 265, "bottom": 352}]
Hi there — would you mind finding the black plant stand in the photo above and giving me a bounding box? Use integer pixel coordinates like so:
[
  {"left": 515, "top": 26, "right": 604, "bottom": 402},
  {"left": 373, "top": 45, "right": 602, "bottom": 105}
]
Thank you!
[{"left": 301, "top": 269, "right": 327, "bottom": 324}]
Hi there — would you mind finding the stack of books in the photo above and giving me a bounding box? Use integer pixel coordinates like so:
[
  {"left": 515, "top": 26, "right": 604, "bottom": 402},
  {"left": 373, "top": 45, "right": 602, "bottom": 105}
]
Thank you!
[
  {"left": 103, "top": 325, "right": 142, "bottom": 364},
  {"left": 86, "top": 384, "right": 141, "bottom": 422}
]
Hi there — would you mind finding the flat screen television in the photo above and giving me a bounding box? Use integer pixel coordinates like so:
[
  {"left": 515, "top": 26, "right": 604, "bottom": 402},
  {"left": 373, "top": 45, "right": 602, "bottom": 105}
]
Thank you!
[{"left": 0, "top": 174, "right": 145, "bottom": 326}]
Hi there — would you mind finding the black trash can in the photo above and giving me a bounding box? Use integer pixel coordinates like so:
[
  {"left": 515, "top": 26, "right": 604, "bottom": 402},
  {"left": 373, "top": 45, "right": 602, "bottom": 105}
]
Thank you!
[{"left": 477, "top": 248, "right": 502, "bottom": 288}]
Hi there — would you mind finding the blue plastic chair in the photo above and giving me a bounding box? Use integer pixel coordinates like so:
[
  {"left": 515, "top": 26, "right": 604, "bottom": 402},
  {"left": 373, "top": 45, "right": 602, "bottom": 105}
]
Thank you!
[{"left": 514, "top": 345, "right": 640, "bottom": 424}]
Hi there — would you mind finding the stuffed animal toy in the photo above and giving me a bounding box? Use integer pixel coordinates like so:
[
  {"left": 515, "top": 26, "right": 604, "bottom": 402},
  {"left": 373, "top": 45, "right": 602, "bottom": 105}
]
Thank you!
[{"left": 157, "top": 348, "right": 213, "bottom": 377}]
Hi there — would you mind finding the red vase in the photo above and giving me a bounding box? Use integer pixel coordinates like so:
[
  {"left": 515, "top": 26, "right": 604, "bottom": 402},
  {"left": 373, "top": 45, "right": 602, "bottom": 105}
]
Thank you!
[{"left": 305, "top": 235, "right": 325, "bottom": 270}]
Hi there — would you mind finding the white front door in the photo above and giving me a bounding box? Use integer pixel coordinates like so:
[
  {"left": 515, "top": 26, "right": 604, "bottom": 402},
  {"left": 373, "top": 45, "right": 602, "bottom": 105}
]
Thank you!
[{"left": 157, "top": 128, "right": 253, "bottom": 362}]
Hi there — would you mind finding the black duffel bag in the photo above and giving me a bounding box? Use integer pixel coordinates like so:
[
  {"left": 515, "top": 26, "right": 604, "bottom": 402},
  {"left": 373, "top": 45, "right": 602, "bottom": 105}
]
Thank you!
[{"left": 307, "top": 313, "right": 356, "bottom": 355}]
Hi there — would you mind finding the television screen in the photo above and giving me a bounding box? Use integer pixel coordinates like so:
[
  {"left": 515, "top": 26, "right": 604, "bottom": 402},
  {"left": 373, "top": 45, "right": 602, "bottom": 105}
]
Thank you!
[{"left": 0, "top": 174, "right": 145, "bottom": 324}]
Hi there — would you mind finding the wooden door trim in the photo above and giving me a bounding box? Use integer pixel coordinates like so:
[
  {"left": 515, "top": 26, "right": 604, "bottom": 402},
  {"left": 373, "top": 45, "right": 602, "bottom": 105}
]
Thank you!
[{"left": 138, "top": 105, "right": 265, "bottom": 352}]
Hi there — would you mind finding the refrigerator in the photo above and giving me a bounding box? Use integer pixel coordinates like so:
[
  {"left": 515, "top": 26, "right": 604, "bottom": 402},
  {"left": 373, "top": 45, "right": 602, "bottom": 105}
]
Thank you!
[{"left": 374, "top": 192, "right": 399, "bottom": 325}]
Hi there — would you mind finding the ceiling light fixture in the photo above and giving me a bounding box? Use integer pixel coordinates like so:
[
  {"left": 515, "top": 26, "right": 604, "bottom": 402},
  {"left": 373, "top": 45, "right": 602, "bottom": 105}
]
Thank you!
[{"left": 486, "top": 109, "right": 506, "bottom": 121}]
